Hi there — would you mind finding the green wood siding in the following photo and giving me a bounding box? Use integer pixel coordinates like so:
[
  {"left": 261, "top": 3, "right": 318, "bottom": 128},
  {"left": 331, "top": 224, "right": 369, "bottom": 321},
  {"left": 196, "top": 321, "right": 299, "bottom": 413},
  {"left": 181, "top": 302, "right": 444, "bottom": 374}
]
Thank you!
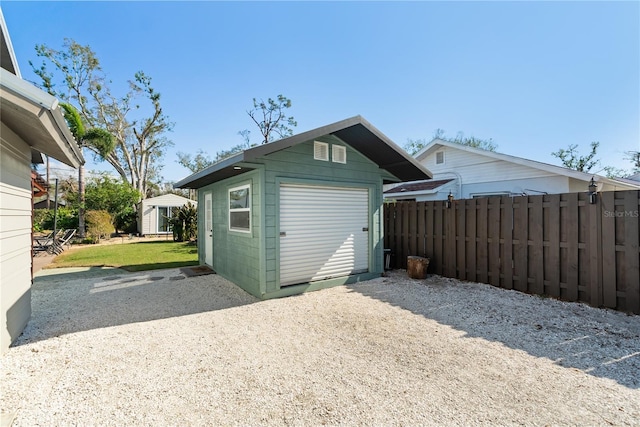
[
  {"left": 261, "top": 136, "right": 385, "bottom": 295},
  {"left": 198, "top": 170, "right": 263, "bottom": 297},
  {"left": 199, "top": 135, "right": 387, "bottom": 299}
]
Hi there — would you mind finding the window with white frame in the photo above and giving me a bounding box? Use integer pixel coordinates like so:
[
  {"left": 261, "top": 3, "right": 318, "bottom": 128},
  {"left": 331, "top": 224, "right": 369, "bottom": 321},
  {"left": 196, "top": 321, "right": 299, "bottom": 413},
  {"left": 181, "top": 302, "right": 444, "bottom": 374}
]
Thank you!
[
  {"left": 229, "top": 184, "right": 251, "bottom": 232},
  {"left": 435, "top": 151, "right": 445, "bottom": 164}
]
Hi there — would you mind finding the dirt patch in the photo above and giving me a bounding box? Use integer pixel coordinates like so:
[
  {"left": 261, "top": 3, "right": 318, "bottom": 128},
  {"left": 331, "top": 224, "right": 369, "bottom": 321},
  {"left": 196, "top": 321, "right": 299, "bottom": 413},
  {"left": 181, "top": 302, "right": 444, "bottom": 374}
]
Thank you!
[{"left": 1, "top": 269, "right": 638, "bottom": 425}]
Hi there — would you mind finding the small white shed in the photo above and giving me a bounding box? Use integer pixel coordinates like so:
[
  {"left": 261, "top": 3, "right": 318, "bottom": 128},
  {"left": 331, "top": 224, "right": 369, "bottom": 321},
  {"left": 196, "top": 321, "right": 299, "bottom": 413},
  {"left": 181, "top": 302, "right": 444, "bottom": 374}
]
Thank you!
[{"left": 137, "top": 194, "right": 196, "bottom": 236}]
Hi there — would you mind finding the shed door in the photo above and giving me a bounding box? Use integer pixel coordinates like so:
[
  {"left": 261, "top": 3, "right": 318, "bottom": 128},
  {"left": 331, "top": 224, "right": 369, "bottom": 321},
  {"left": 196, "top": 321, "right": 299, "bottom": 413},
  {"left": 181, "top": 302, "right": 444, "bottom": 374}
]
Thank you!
[
  {"left": 204, "top": 191, "right": 213, "bottom": 267},
  {"left": 279, "top": 184, "right": 369, "bottom": 286}
]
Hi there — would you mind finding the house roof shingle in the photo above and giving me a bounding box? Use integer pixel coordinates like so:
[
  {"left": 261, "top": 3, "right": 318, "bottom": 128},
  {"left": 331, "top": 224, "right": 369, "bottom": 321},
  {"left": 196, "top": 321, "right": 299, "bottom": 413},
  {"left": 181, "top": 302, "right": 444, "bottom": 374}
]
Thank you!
[{"left": 384, "top": 179, "right": 453, "bottom": 194}]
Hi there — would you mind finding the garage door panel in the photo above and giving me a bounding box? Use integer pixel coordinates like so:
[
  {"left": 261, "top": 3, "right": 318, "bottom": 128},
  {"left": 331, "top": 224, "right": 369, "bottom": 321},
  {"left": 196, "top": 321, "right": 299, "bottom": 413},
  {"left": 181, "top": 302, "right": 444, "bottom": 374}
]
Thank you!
[{"left": 280, "top": 184, "right": 369, "bottom": 286}]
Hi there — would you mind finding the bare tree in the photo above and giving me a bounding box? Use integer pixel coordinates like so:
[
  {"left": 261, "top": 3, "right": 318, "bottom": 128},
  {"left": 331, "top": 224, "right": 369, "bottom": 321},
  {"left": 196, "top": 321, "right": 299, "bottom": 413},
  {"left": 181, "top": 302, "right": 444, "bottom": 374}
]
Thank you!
[
  {"left": 246, "top": 94, "right": 297, "bottom": 144},
  {"left": 31, "top": 39, "right": 172, "bottom": 200}
]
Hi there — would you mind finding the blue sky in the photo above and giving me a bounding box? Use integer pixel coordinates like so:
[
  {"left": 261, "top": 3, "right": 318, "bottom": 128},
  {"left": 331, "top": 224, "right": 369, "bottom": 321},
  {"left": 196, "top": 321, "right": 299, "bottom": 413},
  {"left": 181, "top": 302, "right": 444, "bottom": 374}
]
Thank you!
[{"left": 3, "top": 1, "right": 639, "bottom": 183}]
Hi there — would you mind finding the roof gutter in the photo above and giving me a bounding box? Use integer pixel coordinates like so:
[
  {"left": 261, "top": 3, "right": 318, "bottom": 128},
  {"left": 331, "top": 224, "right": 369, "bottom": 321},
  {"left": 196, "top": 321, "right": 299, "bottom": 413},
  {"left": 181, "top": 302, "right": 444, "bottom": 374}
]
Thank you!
[{"left": 1, "top": 68, "right": 84, "bottom": 168}]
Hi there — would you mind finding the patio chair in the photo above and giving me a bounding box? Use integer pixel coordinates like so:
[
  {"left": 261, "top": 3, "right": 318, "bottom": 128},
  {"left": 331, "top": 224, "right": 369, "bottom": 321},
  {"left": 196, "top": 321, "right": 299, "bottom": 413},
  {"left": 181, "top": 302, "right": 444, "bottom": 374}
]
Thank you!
[
  {"left": 33, "top": 229, "right": 64, "bottom": 255},
  {"left": 49, "top": 229, "right": 77, "bottom": 254}
]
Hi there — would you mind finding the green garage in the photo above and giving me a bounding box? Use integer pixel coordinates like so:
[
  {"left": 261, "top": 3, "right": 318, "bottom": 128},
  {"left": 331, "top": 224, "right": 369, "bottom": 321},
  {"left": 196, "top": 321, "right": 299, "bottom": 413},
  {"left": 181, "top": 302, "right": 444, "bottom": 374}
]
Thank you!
[{"left": 175, "top": 116, "right": 431, "bottom": 299}]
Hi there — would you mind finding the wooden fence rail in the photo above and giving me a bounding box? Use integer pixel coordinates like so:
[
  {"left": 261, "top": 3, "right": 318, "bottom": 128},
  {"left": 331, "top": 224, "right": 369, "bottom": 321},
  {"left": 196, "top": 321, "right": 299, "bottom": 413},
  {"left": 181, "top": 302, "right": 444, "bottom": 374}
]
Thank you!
[{"left": 383, "top": 190, "right": 640, "bottom": 314}]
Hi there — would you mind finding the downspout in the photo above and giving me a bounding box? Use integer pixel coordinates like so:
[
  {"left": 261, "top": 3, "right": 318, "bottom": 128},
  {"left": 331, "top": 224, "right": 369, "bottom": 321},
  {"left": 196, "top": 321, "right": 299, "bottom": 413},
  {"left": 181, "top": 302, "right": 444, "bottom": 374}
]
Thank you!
[{"left": 436, "top": 171, "right": 463, "bottom": 198}]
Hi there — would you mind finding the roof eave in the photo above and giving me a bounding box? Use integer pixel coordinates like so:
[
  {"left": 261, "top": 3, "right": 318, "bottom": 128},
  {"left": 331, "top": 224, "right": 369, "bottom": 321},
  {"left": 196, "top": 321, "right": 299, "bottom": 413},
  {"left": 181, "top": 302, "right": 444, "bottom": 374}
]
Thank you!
[
  {"left": 175, "top": 115, "right": 432, "bottom": 189},
  {"left": 174, "top": 152, "right": 247, "bottom": 188},
  {"left": 0, "top": 68, "right": 84, "bottom": 168}
]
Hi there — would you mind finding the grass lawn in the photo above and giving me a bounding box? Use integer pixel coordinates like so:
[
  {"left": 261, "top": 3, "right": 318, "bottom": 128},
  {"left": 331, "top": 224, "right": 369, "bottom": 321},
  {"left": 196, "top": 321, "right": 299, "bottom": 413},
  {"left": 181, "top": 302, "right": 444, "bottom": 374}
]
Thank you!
[{"left": 49, "top": 241, "right": 199, "bottom": 272}]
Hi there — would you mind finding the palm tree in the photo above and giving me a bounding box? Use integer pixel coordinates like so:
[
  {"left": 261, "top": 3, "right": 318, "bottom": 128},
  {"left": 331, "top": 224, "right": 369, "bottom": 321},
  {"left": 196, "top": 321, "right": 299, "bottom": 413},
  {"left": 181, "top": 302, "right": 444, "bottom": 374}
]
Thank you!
[{"left": 60, "top": 103, "right": 115, "bottom": 237}]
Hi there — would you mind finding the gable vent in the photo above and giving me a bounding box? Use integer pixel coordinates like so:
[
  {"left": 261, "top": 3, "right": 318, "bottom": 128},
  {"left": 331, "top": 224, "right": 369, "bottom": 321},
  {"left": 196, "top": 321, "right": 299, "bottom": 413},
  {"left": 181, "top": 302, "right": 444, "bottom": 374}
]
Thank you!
[
  {"left": 332, "top": 145, "right": 347, "bottom": 164},
  {"left": 314, "top": 141, "right": 329, "bottom": 161}
]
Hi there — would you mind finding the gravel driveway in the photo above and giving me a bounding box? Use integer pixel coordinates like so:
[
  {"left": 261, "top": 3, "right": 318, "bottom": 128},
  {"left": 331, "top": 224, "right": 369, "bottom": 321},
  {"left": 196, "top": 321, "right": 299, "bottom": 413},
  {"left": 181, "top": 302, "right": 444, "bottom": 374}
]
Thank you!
[{"left": 1, "top": 267, "right": 639, "bottom": 426}]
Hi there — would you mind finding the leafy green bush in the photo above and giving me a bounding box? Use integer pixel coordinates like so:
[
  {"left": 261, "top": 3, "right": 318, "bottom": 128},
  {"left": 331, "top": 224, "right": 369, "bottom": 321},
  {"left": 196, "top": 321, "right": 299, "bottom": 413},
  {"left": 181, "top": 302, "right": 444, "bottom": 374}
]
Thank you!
[
  {"left": 33, "top": 207, "right": 78, "bottom": 232},
  {"left": 65, "top": 174, "right": 141, "bottom": 233},
  {"left": 85, "top": 210, "right": 115, "bottom": 243},
  {"left": 115, "top": 209, "right": 138, "bottom": 234},
  {"left": 169, "top": 202, "right": 198, "bottom": 242}
]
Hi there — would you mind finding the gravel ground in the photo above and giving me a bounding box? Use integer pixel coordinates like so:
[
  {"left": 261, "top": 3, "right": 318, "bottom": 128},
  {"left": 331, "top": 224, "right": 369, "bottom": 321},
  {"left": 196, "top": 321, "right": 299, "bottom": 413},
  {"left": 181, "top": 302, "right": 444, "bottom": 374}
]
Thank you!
[{"left": 1, "top": 268, "right": 639, "bottom": 426}]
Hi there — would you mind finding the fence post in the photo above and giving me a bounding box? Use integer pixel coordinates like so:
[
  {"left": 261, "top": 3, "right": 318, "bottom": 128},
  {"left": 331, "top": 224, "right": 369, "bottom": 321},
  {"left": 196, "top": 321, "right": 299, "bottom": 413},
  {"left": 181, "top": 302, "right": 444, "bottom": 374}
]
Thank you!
[
  {"left": 623, "top": 191, "right": 639, "bottom": 313},
  {"left": 445, "top": 199, "right": 457, "bottom": 277},
  {"left": 588, "top": 193, "right": 602, "bottom": 308}
]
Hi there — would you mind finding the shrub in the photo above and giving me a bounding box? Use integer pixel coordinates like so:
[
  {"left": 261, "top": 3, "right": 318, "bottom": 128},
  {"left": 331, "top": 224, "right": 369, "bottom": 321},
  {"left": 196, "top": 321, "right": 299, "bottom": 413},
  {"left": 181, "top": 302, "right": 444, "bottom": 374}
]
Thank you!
[
  {"left": 85, "top": 210, "right": 115, "bottom": 243},
  {"left": 115, "top": 209, "right": 138, "bottom": 234},
  {"left": 33, "top": 207, "right": 78, "bottom": 232},
  {"left": 169, "top": 203, "right": 198, "bottom": 242}
]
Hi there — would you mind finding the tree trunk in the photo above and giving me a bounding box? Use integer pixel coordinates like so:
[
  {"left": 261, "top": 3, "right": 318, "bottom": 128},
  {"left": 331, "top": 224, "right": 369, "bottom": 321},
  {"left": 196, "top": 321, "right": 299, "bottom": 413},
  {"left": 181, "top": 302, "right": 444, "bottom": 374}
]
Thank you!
[{"left": 78, "top": 164, "right": 85, "bottom": 238}]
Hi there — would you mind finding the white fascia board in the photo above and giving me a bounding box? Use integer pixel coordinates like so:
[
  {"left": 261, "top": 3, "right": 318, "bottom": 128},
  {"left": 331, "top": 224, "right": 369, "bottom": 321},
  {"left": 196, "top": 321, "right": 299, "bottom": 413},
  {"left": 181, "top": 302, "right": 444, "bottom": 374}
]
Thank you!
[
  {"left": 0, "top": 68, "right": 58, "bottom": 109},
  {"left": 1, "top": 68, "right": 84, "bottom": 168},
  {"left": 0, "top": 9, "right": 21, "bottom": 77},
  {"left": 384, "top": 189, "right": 439, "bottom": 198}
]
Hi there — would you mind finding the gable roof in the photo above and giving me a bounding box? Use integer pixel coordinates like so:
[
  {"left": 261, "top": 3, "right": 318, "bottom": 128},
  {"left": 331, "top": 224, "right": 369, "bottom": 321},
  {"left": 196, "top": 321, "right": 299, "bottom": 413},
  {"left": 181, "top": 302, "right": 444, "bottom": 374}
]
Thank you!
[
  {"left": 384, "top": 179, "right": 453, "bottom": 195},
  {"left": 0, "top": 9, "right": 20, "bottom": 76},
  {"left": 141, "top": 193, "right": 196, "bottom": 205},
  {"left": 175, "top": 116, "right": 432, "bottom": 189},
  {"left": 416, "top": 139, "right": 640, "bottom": 189}
]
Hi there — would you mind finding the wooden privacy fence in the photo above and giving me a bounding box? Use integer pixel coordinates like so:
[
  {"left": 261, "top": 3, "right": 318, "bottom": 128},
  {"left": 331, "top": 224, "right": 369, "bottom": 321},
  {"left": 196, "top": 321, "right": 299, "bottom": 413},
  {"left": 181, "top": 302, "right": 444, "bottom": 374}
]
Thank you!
[{"left": 383, "top": 190, "right": 640, "bottom": 314}]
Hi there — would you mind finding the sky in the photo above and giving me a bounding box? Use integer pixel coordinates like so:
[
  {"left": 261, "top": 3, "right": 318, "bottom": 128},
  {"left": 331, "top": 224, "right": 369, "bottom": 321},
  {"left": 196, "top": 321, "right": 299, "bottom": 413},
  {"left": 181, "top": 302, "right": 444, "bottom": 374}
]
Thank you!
[{"left": 3, "top": 1, "right": 639, "bottom": 183}]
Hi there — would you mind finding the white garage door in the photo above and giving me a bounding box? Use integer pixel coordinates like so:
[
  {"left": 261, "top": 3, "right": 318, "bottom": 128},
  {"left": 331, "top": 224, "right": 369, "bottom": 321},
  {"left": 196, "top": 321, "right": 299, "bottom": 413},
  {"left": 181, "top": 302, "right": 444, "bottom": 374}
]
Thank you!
[{"left": 280, "top": 184, "right": 369, "bottom": 286}]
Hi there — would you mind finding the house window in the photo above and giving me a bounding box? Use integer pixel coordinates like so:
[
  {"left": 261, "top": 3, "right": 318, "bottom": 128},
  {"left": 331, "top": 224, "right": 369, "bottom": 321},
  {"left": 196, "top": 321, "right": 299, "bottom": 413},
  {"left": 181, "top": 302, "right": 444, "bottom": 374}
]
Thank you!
[
  {"left": 229, "top": 184, "right": 251, "bottom": 232},
  {"left": 332, "top": 145, "right": 347, "bottom": 164},
  {"left": 314, "top": 141, "right": 329, "bottom": 161},
  {"left": 157, "top": 206, "right": 176, "bottom": 233},
  {"left": 436, "top": 151, "right": 445, "bottom": 164}
]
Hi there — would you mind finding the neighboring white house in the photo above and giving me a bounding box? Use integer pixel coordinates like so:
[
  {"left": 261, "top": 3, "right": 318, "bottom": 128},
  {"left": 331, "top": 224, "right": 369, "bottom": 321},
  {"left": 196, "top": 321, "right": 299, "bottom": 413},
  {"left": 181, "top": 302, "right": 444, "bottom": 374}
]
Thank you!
[
  {"left": 384, "top": 138, "right": 640, "bottom": 201},
  {"left": 0, "top": 9, "right": 83, "bottom": 354},
  {"left": 137, "top": 194, "right": 196, "bottom": 236}
]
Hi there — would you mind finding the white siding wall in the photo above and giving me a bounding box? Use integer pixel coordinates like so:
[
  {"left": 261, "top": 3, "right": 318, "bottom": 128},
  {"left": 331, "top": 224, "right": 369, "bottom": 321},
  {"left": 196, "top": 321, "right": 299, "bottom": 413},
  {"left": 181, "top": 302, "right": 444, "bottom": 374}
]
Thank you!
[
  {"left": 138, "top": 194, "right": 196, "bottom": 236},
  {"left": 461, "top": 175, "right": 570, "bottom": 198},
  {"left": 0, "top": 123, "right": 32, "bottom": 354},
  {"left": 424, "top": 147, "right": 558, "bottom": 184}
]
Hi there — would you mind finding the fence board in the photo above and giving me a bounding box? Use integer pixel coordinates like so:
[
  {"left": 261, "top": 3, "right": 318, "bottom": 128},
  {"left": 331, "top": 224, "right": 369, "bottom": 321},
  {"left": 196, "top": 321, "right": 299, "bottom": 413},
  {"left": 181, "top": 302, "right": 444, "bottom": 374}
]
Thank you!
[
  {"left": 565, "top": 193, "right": 579, "bottom": 301},
  {"left": 547, "top": 195, "right": 561, "bottom": 297},
  {"left": 477, "top": 197, "right": 488, "bottom": 284},
  {"left": 502, "top": 196, "right": 514, "bottom": 289},
  {"left": 489, "top": 197, "right": 501, "bottom": 287},
  {"left": 601, "top": 192, "right": 616, "bottom": 308},
  {"left": 457, "top": 200, "right": 467, "bottom": 280},
  {"left": 514, "top": 197, "right": 529, "bottom": 292},
  {"left": 426, "top": 202, "right": 434, "bottom": 269},
  {"left": 465, "top": 200, "right": 474, "bottom": 281},
  {"left": 417, "top": 202, "right": 426, "bottom": 258},
  {"left": 408, "top": 201, "right": 417, "bottom": 258},
  {"left": 530, "top": 196, "right": 544, "bottom": 295},
  {"left": 382, "top": 190, "right": 639, "bottom": 314},
  {"left": 588, "top": 201, "right": 602, "bottom": 308},
  {"left": 624, "top": 191, "right": 639, "bottom": 313},
  {"left": 434, "top": 202, "right": 444, "bottom": 275}
]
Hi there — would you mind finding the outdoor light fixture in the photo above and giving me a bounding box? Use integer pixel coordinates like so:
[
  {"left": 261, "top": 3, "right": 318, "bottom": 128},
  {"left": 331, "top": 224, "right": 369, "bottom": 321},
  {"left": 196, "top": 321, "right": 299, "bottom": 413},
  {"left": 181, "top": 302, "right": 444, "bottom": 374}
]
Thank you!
[
  {"left": 447, "top": 191, "right": 454, "bottom": 208},
  {"left": 233, "top": 166, "right": 242, "bottom": 170},
  {"left": 588, "top": 177, "right": 597, "bottom": 204}
]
